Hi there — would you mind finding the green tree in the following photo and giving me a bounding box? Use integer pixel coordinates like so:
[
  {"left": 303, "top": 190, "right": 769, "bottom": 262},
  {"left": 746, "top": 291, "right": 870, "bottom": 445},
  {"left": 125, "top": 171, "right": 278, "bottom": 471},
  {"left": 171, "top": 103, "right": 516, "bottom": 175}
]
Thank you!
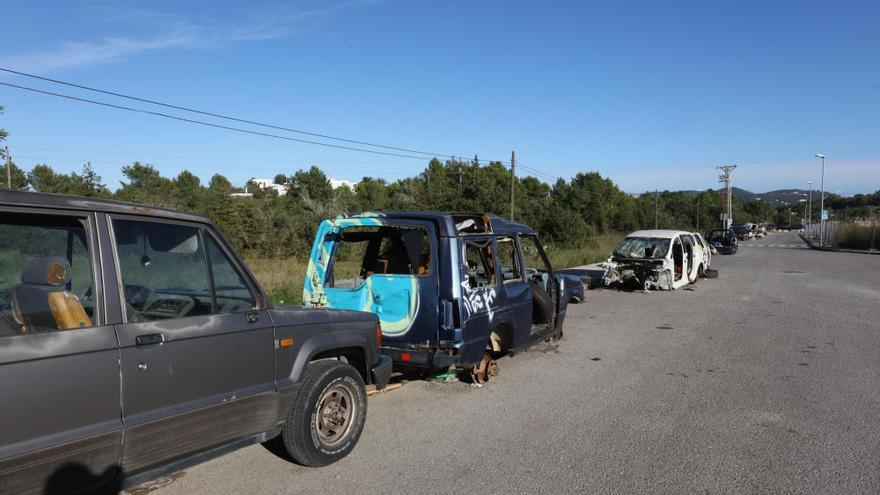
[
  {"left": 173, "top": 170, "right": 203, "bottom": 210},
  {"left": 0, "top": 105, "right": 27, "bottom": 190},
  {"left": 0, "top": 105, "right": 7, "bottom": 157},
  {"left": 116, "top": 162, "right": 174, "bottom": 206},
  {"left": 80, "top": 162, "right": 110, "bottom": 197},
  {"left": 208, "top": 174, "right": 233, "bottom": 196},
  {"left": 1, "top": 161, "right": 28, "bottom": 190},
  {"left": 292, "top": 166, "right": 333, "bottom": 202}
]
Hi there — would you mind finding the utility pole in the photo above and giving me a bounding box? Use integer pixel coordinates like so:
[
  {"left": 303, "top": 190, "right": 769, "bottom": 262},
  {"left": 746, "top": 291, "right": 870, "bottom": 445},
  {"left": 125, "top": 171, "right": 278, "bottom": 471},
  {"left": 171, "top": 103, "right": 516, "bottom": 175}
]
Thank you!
[
  {"left": 510, "top": 150, "right": 516, "bottom": 221},
  {"left": 5, "top": 147, "right": 11, "bottom": 189},
  {"left": 717, "top": 165, "right": 737, "bottom": 229},
  {"left": 696, "top": 195, "right": 700, "bottom": 231}
]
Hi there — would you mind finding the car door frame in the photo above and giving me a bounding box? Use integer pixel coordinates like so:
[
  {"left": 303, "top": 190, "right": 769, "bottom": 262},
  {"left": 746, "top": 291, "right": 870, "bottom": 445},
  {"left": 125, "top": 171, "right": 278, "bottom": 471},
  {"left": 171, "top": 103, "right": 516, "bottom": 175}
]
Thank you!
[
  {"left": 105, "top": 213, "right": 278, "bottom": 476},
  {"left": 514, "top": 234, "right": 559, "bottom": 344},
  {"left": 491, "top": 235, "right": 531, "bottom": 344},
  {"left": 0, "top": 206, "right": 123, "bottom": 495}
]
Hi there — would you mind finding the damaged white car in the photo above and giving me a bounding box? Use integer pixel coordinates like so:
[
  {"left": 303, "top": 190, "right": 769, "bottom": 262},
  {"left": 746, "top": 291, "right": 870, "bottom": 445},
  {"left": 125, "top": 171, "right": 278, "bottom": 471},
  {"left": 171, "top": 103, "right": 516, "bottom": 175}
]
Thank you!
[{"left": 601, "top": 230, "right": 706, "bottom": 290}]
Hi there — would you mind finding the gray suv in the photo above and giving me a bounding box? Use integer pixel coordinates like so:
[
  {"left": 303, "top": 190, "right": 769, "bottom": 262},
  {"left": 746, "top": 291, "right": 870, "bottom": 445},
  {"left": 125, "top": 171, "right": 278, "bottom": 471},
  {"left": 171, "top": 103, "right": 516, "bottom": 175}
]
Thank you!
[{"left": 0, "top": 191, "right": 392, "bottom": 495}]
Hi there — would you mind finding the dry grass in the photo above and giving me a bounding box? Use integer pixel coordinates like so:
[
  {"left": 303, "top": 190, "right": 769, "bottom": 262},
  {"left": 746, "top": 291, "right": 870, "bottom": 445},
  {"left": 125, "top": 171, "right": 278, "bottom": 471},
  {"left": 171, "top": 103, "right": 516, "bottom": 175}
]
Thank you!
[
  {"left": 244, "top": 256, "right": 308, "bottom": 305},
  {"left": 835, "top": 223, "right": 878, "bottom": 250},
  {"left": 244, "top": 232, "right": 623, "bottom": 305},
  {"left": 544, "top": 232, "right": 622, "bottom": 268}
]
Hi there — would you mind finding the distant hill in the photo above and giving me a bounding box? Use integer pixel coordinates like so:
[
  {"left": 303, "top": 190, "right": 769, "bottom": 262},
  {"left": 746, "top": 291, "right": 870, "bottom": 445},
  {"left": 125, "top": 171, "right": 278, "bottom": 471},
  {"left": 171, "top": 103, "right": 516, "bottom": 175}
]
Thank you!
[{"left": 665, "top": 187, "right": 821, "bottom": 205}]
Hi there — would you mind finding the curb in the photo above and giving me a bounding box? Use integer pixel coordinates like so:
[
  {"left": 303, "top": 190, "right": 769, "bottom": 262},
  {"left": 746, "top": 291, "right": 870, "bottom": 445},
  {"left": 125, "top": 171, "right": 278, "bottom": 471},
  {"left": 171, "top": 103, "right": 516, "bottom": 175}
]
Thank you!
[{"left": 799, "top": 233, "right": 880, "bottom": 255}]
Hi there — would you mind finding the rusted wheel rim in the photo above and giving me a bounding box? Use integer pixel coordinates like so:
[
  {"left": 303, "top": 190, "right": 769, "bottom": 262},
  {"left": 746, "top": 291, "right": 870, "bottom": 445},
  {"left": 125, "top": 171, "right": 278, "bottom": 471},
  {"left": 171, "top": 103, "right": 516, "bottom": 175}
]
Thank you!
[
  {"left": 315, "top": 383, "right": 357, "bottom": 448},
  {"left": 486, "top": 358, "right": 499, "bottom": 379},
  {"left": 471, "top": 353, "right": 498, "bottom": 384}
]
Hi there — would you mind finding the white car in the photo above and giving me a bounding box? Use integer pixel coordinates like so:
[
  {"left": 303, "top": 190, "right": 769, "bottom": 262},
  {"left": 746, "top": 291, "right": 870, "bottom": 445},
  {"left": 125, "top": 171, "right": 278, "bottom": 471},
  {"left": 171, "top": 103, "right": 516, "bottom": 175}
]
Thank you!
[{"left": 602, "top": 230, "right": 708, "bottom": 290}]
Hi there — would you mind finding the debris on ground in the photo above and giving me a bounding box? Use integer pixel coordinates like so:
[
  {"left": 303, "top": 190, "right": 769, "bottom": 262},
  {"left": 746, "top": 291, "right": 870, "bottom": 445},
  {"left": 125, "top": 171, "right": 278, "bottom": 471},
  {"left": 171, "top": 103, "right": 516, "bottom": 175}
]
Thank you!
[
  {"left": 425, "top": 370, "right": 460, "bottom": 383},
  {"left": 366, "top": 382, "right": 404, "bottom": 396}
]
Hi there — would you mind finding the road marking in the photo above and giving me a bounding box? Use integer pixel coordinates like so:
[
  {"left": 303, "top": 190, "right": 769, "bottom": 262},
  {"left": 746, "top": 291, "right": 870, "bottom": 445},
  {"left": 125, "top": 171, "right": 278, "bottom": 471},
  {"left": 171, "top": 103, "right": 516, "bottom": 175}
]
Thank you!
[{"left": 740, "top": 242, "right": 807, "bottom": 249}]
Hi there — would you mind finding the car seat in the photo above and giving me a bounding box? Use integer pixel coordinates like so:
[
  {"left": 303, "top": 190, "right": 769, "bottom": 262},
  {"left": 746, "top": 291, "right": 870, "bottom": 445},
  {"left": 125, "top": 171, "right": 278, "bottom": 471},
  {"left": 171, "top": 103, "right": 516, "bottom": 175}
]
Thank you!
[{"left": 12, "top": 256, "right": 92, "bottom": 332}]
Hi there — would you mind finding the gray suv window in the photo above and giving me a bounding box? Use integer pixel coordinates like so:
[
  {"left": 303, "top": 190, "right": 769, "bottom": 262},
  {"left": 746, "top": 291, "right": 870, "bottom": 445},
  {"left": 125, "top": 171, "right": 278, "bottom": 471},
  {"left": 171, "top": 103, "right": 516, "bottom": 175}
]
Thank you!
[
  {"left": 0, "top": 214, "right": 96, "bottom": 335},
  {"left": 113, "top": 219, "right": 213, "bottom": 322},
  {"left": 206, "top": 234, "right": 256, "bottom": 313}
]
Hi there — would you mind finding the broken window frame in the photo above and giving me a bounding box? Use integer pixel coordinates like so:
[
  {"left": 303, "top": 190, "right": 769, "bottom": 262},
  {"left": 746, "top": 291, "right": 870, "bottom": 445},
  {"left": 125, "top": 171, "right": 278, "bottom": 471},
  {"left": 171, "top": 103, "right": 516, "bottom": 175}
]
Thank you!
[
  {"left": 324, "top": 225, "right": 433, "bottom": 288},
  {"left": 517, "top": 234, "right": 553, "bottom": 274},
  {"left": 494, "top": 236, "right": 524, "bottom": 284},
  {"left": 463, "top": 238, "right": 496, "bottom": 290}
]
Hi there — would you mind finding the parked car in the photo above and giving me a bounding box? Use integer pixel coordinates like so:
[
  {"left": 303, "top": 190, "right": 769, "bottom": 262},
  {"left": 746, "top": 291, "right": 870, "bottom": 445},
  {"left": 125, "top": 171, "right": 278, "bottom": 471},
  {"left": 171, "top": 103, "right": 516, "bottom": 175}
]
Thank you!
[
  {"left": 601, "top": 230, "right": 706, "bottom": 290},
  {"left": 693, "top": 232, "right": 713, "bottom": 268},
  {"left": 0, "top": 191, "right": 392, "bottom": 495},
  {"left": 302, "top": 212, "right": 583, "bottom": 383},
  {"left": 707, "top": 228, "right": 738, "bottom": 254},
  {"left": 732, "top": 225, "right": 752, "bottom": 241}
]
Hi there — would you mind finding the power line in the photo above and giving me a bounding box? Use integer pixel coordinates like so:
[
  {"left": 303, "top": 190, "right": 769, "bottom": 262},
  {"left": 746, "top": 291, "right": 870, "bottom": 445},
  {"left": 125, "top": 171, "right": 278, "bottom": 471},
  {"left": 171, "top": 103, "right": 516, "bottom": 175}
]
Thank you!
[
  {"left": 0, "top": 80, "right": 443, "bottom": 161},
  {"left": 0, "top": 69, "right": 570, "bottom": 183},
  {"left": 12, "top": 145, "right": 437, "bottom": 167},
  {"left": 518, "top": 163, "right": 560, "bottom": 182},
  {"left": 0, "top": 66, "right": 512, "bottom": 165}
]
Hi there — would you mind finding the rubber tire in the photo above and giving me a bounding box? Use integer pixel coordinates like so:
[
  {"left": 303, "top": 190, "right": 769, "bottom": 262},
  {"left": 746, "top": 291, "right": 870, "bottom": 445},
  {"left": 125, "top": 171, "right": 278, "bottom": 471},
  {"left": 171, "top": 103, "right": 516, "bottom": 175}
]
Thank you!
[
  {"left": 703, "top": 268, "right": 719, "bottom": 279},
  {"left": 282, "top": 361, "right": 367, "bottom": 467}
]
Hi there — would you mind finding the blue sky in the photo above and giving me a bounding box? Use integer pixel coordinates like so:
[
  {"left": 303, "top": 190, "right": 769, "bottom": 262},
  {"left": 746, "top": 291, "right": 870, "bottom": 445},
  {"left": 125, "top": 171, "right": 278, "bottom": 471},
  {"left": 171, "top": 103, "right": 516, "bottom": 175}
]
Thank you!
[{"left": 1, "top": 0, "right": 878, "bottom": 194}]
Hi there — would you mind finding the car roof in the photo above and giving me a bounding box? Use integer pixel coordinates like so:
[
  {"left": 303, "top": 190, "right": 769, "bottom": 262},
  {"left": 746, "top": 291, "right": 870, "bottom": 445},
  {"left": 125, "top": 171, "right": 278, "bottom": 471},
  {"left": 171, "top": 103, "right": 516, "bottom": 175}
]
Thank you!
[
  {"left": 625, "top": 229, "right": 692, "bottom": 239},
  {"left": 335, "top": 211, "right": 537, "bottom": 237},
  {"left": 0, "top": 190, "right": 213, "bottom": 224}
]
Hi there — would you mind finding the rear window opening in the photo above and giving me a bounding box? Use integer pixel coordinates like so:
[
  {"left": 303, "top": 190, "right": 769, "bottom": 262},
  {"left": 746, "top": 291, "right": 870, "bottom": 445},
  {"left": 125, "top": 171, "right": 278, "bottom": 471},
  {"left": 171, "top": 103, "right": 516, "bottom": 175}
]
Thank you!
[{"left": 325, "top": 225, "right": 431, "bottom": 288}]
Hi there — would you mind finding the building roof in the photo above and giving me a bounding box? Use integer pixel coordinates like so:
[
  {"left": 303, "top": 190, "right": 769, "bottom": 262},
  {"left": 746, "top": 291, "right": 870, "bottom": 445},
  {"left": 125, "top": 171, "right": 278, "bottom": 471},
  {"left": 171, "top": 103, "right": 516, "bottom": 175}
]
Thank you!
[{"left": 0, "top": 190, "right": 213, "bottom": 224}]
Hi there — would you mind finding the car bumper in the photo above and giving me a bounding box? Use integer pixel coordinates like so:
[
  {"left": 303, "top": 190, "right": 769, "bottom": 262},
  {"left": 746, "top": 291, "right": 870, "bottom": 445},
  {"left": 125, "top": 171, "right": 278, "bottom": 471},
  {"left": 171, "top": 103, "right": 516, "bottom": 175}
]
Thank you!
[
  {"left": 381, "top": 346, "right": 459, "bottom": 370},
  {"left": 371, "top": 355, "right": 393, "bottom": 388}
]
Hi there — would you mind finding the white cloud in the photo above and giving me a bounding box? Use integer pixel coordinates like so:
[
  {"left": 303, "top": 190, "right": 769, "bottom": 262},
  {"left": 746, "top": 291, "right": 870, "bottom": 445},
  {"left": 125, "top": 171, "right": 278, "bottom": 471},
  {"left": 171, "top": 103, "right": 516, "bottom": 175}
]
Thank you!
[
  {"left": 0, "top": 1, "right": 381, "bottom": 73},
  {"left": 0, "top": 32, "right": 198, "bottom": 73}
]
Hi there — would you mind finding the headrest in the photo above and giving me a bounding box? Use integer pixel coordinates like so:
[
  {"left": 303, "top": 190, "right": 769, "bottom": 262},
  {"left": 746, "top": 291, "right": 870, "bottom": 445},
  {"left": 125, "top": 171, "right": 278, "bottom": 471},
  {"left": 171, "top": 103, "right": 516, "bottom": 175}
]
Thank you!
[{"left": 20, "top": 257, "right": 72, "bottom": 286}]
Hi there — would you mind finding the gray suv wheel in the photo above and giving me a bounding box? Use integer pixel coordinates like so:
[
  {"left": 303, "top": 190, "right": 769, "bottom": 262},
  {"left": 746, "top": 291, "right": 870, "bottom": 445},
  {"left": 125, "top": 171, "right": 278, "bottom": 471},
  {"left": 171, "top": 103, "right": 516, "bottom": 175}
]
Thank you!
[{"left": 282, "top": 361, "right": 367, "bottom": 466}]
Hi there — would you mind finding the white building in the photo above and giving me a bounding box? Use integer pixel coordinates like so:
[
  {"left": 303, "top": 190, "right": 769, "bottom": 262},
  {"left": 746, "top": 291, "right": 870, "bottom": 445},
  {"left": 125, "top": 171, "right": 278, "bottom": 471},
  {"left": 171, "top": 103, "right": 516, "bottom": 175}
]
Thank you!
[
  {"left": 329, "top": 178, "right": 356, "bottom": 191},
  {"left": 240, "top": 177, "right": 356, "bottom": 197},
  {"left": 249, "top": 178, "right": 288, "bottom": 196}
]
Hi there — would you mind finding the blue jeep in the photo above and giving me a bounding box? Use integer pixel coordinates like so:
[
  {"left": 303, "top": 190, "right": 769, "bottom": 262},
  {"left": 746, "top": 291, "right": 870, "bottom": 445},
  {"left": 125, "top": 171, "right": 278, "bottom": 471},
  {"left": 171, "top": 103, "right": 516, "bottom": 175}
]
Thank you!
[{"left": 303, "top": 212, "right": 583, "bottom": 383}]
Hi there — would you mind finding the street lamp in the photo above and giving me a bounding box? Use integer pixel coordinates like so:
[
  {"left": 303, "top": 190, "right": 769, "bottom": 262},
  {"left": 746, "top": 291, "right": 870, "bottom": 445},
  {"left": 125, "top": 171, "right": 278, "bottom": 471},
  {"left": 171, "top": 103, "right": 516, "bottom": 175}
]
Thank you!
[
  {"left": 805, "top": 180, "right": 813, "bottom": 231},
  {"left": 815, "top": 153, "right": 826, "bottom": 245},
  {"left": 799, "top": 198, "right": 807, "bottom": 227}
]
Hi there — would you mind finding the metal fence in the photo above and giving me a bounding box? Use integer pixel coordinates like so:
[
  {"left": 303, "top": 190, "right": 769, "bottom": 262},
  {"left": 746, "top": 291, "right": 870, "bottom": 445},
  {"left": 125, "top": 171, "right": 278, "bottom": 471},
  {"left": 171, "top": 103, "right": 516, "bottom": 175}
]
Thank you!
[{"left": 805, "top": 220, "right": 879, "bottom": 251}]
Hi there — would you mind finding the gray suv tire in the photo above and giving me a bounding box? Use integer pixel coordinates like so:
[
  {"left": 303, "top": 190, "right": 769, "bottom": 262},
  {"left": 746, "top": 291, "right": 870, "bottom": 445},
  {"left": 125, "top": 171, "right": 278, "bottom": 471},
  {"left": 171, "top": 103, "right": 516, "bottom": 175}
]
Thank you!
[{"left": 282, "top": 361, "right": 367, "bottom": 466}]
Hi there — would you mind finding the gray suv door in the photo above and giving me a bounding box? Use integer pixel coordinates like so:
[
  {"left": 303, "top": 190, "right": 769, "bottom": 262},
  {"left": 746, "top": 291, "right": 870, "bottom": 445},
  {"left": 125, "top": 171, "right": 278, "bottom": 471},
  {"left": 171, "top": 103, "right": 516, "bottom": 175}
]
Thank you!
[
  {"left": 108, "top": 217, "right": 276, "bottom": 475},
  {"left": 0, "top": 209, "right": 122, "bottom": 495}
]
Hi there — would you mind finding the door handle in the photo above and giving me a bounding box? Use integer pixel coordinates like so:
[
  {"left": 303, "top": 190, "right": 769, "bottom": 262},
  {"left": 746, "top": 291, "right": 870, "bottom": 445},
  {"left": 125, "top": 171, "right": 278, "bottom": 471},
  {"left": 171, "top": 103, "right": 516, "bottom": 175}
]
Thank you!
[{"left": 136, "top": 333, "right": 164, "bottom": 346}]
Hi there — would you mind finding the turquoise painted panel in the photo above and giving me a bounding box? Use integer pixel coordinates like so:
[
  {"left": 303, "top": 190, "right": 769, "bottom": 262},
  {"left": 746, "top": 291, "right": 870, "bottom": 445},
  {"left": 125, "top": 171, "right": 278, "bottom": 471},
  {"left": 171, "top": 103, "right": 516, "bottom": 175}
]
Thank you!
[{"left": 302, "top": 215, "right": 419, "bottom": 336}]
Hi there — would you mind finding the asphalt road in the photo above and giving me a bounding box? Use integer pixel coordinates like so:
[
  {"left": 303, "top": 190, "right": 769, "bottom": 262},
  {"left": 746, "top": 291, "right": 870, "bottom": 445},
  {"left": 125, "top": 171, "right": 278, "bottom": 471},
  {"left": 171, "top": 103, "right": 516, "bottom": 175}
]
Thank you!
[{"left": 134, "top": 231, "right": 880, "bottom": 495}]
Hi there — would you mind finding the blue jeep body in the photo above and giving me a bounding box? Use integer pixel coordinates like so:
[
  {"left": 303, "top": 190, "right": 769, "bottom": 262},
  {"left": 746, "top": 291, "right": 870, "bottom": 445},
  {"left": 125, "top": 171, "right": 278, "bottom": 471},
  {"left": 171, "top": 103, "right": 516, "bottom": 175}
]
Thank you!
[{"left": 303, "top": 211, "right": 583, "bottom": 370}]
